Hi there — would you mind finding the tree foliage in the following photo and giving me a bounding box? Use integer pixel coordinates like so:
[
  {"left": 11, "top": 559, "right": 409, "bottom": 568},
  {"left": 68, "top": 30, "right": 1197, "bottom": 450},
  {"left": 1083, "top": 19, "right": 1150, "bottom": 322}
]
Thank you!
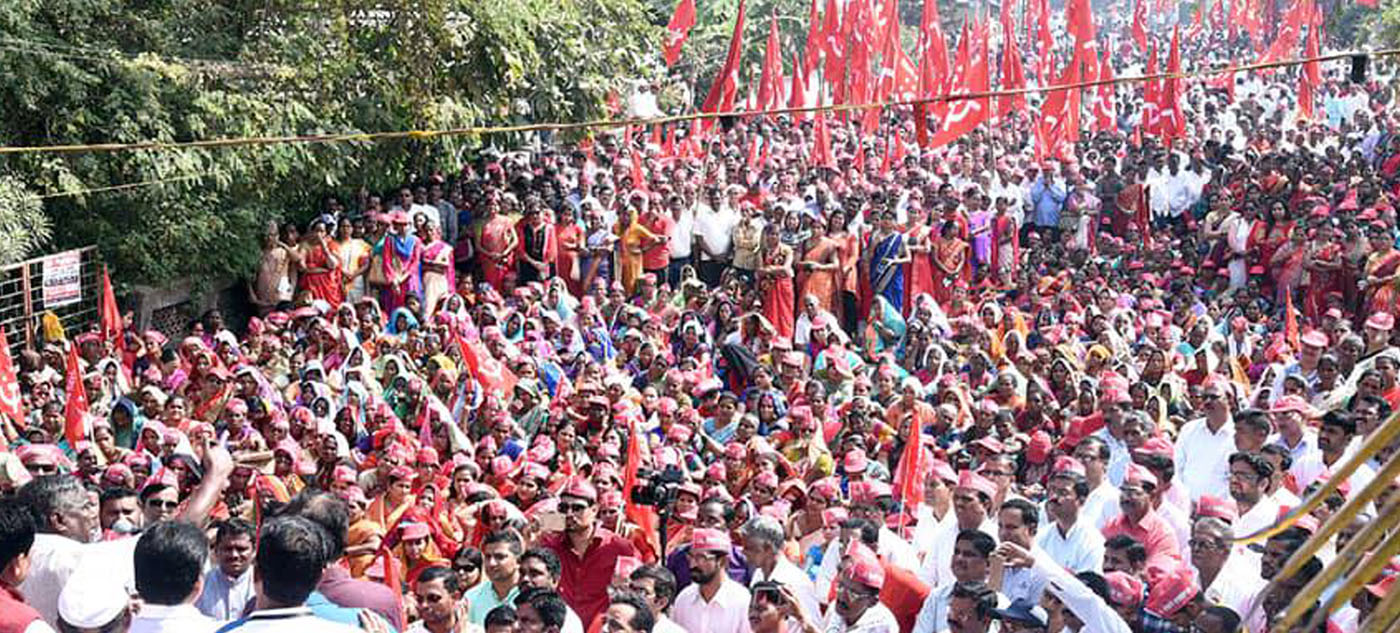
[
  {"left": 0, "top": 176, "right": 51, "bottom": 266},
  {"left": 0, "top": 0, "right": 660, "bottom": 289}
]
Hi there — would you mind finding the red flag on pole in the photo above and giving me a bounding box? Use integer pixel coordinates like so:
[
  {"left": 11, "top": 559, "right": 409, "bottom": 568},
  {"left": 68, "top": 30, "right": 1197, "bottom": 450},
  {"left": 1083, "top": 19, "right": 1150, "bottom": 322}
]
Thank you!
[
  {"left": 757, "top": 11, "right": 782, "bottom": 112},
  {"left": 924, "top": 20, "right": 990, "bottom": 148},
  {"left": 1285, "top": 293, "right": 1301, "bottom": 351},
  {"left": 620, "top": 416, "right": 660, "bottom": 558},
  {"left": 0, "top": 328, "right": 24, "bottom": 426},
  {"left": 821, "top": 0, "right": 844, "bottom": 88},
  {"left": 701, "top": 0, "right": 747, "bottom": 114},
  {"left": 1298, "top": 19, "right": 1319, "bottom": 120},
  {"left": 460, "top": 339, "right": 518, "bottom": 399},
  {"left": 662, "top": 0, "right": 697, "bottom": 67},
  {"left": 996, "top": 6, "right": 1026, "bottom": 118},
  {"left": 1159, "top": 27, "right": 1185, "bottom": 147},
  {"left": 63, "top": 343, "right": 89, "bottom": 446},
  {"left": 789, "top": 54, "right": 809, "bottom": 119},
  {"left": 1141, "top": 38, "right": 1161, "bottom": 136},
  {"left": 892, "top": 423, "right": 927, "bottom": 510},
  {"left": 1093, "top": 44, "right": 1117, "bottom": 132},
  {"left": 804, "top": 0, "right": 825, "bottom": 74},
  {"left": 100, "top": 266, "right": 125, "bottom": 356},
  {"left": 812, "top": 113, "right": 835, "bottom": 169},
  {"left": 916, "top": 0, "right": 949, "bottom": 99},
  {"left": 1132, "top": 0, "right": 1150, "bottom": 50}
]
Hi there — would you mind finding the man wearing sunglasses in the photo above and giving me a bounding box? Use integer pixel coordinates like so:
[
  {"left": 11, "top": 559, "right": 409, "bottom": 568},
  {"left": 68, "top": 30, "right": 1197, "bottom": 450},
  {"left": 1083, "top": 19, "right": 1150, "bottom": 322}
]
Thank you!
[
  {"left": 1173, "top": 379, "right": 1235, "bottom": 502},
  {"left": 541, "top": 479, "right": 639, "bottom": 629}
]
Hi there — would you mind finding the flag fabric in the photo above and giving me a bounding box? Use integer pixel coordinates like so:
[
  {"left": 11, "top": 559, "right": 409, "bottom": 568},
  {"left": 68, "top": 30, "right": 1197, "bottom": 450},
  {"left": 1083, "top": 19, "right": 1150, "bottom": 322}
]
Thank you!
[
  {"left": 757, "top": 11, "right": 783, "bottom": 112},
  {"left": 997, "top": 3, "right": 1027, "bottom": 118},
  {"left": 1132, "top": 0, "right": 1150, "bottom": 50},
  {"left": 804, "top": 0, "right": 825, "bottom": 74},
  {"left": 1159, "top": 27, "right": 1185, "bottom": 146},
  {"left": 1298, "top": 19, "right": 1319, "bottom": 119},
  {"left": 1187, "top": 0, "right": 1206, "bottom": 39},
  {"left": 892, "top": 423, "right": 927, "bottom": 510},
  {"left": 822, "top": 0, "right": 844, "bottom": 87},
  {"left": 63, "top": 343, "right": 89, "bottom": 446},
  {"left": 923, "top": 20, "right": 990, "bottom": 148},
  {"left": 701, "top": 0, "right": 747, "bottom": 114},
  {"left": 1033, "top": 0, "right": 1053, "bottom": 68},
  {"left": 1093, "top": 44, "right": 1117, "bottom": 132},
  {"left": 0, "top": 328, "right": 23, "bottom": 426},
  {"left": 663, "top": 0, "right": 697, "bottom": 66},
  {"left": 459, "top": 337, "right": 518, "bottom": 398},
  {"left": 620, "top": 415, "right": 660, "bottom": 558},
  {"left": 813, "top": 112, "right": 836, "bottom": 168},
  {"left": 1038, "top": 55, "right": 1081, "bottom": 161},
  {"left": 916, "top": 0, "right": 950, "bottom": 99},
  {"left": 1141, "top": 38, "right": 1161, "bottom": 136},
  {"left": 789, "top": 53, "right": 809, "bottom": 119},
  {"left": 100, "top": 266, "right": 125, "bottom": 357},
  {"left": 1285, "top": 292, "right": 1300, "bottom": 351}
]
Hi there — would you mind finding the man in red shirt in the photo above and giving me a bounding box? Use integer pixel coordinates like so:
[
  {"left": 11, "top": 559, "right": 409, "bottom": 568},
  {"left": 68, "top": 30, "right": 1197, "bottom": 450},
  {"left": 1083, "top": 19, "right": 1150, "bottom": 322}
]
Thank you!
[
  {"left": 1101, "top": 464, "right": 1182, "bottom": 570},
  {"left": 541, "top": 479, "right": 639, "bottom": 627}
]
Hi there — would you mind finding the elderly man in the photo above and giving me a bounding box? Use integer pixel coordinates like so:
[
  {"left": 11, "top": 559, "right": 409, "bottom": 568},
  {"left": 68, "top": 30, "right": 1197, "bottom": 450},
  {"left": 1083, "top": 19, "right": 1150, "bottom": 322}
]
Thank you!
[
  {"left": 15, "top": 475, "right": 99, "bottom": 625},
  {"left": 1189, "top": 517, "right": 1263, "bottom": 633},
  {"left": 741, "top": 516, "right": 820, "bottom": 624},
  {"left": 1173, "top": 378, "right": 1235, "bottom": 501}
]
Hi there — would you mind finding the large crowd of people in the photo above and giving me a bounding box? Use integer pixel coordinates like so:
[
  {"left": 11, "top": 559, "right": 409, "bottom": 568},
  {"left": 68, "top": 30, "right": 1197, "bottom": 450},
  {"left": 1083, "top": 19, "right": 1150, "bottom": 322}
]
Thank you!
[{"left": 0, "top": 4, "right": 1398, "bottom": 633}]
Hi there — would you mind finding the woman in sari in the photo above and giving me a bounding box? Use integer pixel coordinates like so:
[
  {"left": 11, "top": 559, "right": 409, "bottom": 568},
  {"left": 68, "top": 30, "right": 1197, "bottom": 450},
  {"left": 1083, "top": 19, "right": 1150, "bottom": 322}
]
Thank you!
[
  {"left": 990, "top": 203, "right": 1019, "bottom": 288},
  {"left": 556, "top": 204, "right": 586, "bottom": 297},
  {"left": 515, "top": 198, "right": 556, "bottom": 285},
  {"left": 367, "top": 464, "right": 417, "bottom": 528},
  {"left": 931, "top": 221, "right": 967, "bottom": 311},
  {"left": 618, "top": 206, "right": 662, "bottom": 295},
  {"left": 335, "top": 217, "right": 372, "bottom": 303},
  {"left": 1362, "top": 227, "right": 1400, "bottom": 319},
  {"left": 296, "top": 217, "right": 344, "bottom": 307},
  {"left": 380, "top": 211, "right": 423, "bottom": 315},
  {"left": 864, "top": 295, "right": 907, "bottom": 357},
  {"left": 798, "top": 220, "right": 841, "bottom": 316},
  {"left": 477, "top": 196, "right": 518, "bottom": 292},
  {"left": 829, "top": 210, "right": 861, "bottom": 333},
  {"left": 758, "top": 224, "right": 796, "bottom": 340},
  {"left": 421, "top": 222, "right": 456, "bottom": 322},
  {"left": 865, "top": 209, "right": 910, "bottom": 315},
  {"left": 904, "top": 207, "right": 936, "bottom": 313}
]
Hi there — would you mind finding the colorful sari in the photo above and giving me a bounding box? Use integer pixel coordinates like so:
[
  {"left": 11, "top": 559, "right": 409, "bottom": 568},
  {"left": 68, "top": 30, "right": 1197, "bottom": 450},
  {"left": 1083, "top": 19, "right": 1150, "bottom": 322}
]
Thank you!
[
  {"left": 298, "top": 241, "right": 344, "bottom": 307},
  {"left": 932, "top": 236, "right": 966, "bottom": 310},
  {"left": 762, "top": 245, "right": 795, "bottom": 340},
  {"left": 870, "top": 232, "right": 906, "bottom": 314},
  {"left": 479, "top": 214, "right": 517, "bottom": 291},
  {"left": 904, "top": 225, "right": 936, "bottom": 315},
  {"left": 799, "top": 237, "right": 840, "bottom": 314},
  {"left": 1364, "top": 247, "right": 1400, "bottom": 319},
  {"left": 556, "top": 221, "right": 585, "bottom": 296},
  {"left": 422, "top": 240, "right": 455, "bottom": 320},
  {"left": 380, "top": 233, "right": 423, "bottom": 314},
  {"left": 619, "top": 221, "right": 659, "bottom": 294},
  {"left": 864, "top": 296, "right": 907, "bottom": 357}
]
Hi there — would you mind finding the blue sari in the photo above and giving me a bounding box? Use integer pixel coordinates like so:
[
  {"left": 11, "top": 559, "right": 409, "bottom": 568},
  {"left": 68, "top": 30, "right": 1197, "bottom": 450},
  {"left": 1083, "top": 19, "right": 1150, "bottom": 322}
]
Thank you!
[{"left": 870, "top": 231, "right": 906, "bottom": 312}]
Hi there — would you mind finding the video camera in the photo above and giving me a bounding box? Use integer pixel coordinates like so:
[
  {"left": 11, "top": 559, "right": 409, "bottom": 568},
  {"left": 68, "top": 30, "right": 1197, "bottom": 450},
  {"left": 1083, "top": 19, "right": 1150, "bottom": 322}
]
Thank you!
[{"left": 630, "top": 465, "right": 685, "bottom": 509}]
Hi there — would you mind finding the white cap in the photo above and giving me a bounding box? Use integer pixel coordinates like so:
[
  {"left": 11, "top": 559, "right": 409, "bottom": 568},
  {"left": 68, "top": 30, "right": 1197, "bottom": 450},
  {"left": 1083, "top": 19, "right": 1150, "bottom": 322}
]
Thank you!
[{"left": 58, "top": 572, "right": 130, "bottom": 628}]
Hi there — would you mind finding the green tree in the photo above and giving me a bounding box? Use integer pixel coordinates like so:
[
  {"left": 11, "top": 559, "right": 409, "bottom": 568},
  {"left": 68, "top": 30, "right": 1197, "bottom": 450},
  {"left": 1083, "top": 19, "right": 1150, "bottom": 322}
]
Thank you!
[{"left": 0, "top": 0, "right": 660, "bottom": 289}]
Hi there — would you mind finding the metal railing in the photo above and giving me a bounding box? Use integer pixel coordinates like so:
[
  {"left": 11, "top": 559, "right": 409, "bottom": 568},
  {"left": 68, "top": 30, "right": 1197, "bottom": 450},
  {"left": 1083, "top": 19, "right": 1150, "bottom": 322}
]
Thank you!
[{"left": 0, "top": 246, "right": 101, "bottom": 353}]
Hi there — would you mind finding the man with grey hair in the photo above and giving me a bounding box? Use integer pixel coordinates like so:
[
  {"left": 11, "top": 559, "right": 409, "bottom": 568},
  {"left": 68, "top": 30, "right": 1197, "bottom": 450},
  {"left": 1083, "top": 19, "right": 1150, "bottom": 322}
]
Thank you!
[
  {"left": 740, "top": 516, "right": 820, "bottom": 621},
  {"left": 16, "top": 475, "right": 99, "bottom": 625},
  {"left": 1189, "top": 517, "right": 1263, "bottom": 633}
]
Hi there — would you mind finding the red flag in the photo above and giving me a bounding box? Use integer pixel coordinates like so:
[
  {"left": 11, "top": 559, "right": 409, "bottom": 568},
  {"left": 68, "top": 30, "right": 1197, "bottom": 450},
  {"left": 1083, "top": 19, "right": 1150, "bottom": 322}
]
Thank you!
[
  {"left": 1132, "top": 0, "right": 1150, "bottom": 50},
  {"left": 662, "top": 0, "right": 697, "bottom": 66},
  {"left": 996, "top": 6, "right": 1026, "bottom": 118},
  {"left": 1038, "top": 55, "right": 1081, "bottom": 161},
  {"left": 924, "top": 20, "right": 990, "bottom": 148},
  {"left": 1141, "top": 38, "right": 1161, "bottom": 136},
  {"left": 1210, "top": 0, "right": 1226, "bottom": 29},
  {"left": 804, "top": 0, "right": 825, "bottom": 74},
  {"left": 1255, "top": 0, "right": 1306, "bottom": 73},
  {"left": 1093, "top": 45, "right": 1117, "bottom": 132},
  {"left": 100, "top": 266, "right": 125, "bottom": 356},
  {"left": 1187, "top": 0, "right": 1207, "bottom": 39},
  {"left": 757, "top": 11, "right": 783, "bottom": 112},
  {"left": 1298, "top": 19, "right": 1319, "bottom": 120},
  {"left": 0, "top": 328, "right": 24, "bottom": 426},
  {"left": 916, "top": 0, "right": 950, "bottom": 99},
  {"left": 1285, "top": 292, "right": 1300, "bottom": 351},
  {"left": 701, "top": 0, "right": 747, "bottom": 114},
  {"left": 1159, "top": 27, "right": 1185, "bottom": 146},
  {"left": 789, "top": 53, "right": 809, "bottom": 119},
  {"left": 63, "top": 343, "right": 88, "bottom": 446},
  {"left": 460, "top": 340, "right": 518, "bottom": 398},
  {"left": 822, "top": 0, "right": 844, "bottom": 88},
  {"left": 893, "top": 422, "right": 926, "bottom": 510},
  {"left": 620, "top": 417, "right": 659, "bottom": 557},
  {"left": 1033, "top": 0, "right": 1053, "bottom": 68},
  {"left": 812, "top": 113, "right": 835, "bottom": 169}
]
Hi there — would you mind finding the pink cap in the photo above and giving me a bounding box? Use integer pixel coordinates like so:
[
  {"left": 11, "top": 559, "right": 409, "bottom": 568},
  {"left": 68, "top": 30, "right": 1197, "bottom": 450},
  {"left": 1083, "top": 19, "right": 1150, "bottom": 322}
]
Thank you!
[
  {"left": 705, "top": 462, "right": 727, "bottom": 481},
  {"left": 957, "top": 470, "right": 997, "bottom": 499},
  {"left": 972, "top": 437, "right": 1005, "bottom": 454},
  {"left": 691, "top": 527, "right": 732, "bottom": 553},
  {"left": 843, "top": 543, "right": 886, "bottom": 589},
  {"left": 1300, "top": 330, "right": 1329, "bottom": 348},
  {"left": 400, "top": 522, "right": 431, "bottom": 540},
  {"left": 844, "top": 448, "right": 869, "bottom": 473},
  {"left": 561, "top": 477, "right": 599, "bottom": 502},
  {"left": 519, "top": 462, "right": 550, "bottom": 483},
  {"left": 752, "top": 471, "right": 779, "bottom": 489},
  {"left": 1269, "top": 395, "right": 1313, "bottom": 416},
  {"left": 1144, "top": 565, "right": 1200, "bottom": 618},
  {"left": 1194, "top": 495, "right": 1239, "bottom": 522},
  {"left": 1053, "top": 456, "right": 1087, "bottom": 477},
  {"left": 332, "top": 465, "right": 358, "bottom": 485},
  {"left": 613, "top": 555, "right": 645, "bottom": 579},
  {"left": 599, "top": 489, "right": 625, "bottom": 508},
  {"left": 1133, "top": 436, "right": 1175, "bottom": 461},
  {"left": 1124, "top": 464, "right": 1158, "bottom": 488},
  {"left": 724, "top": 443, "right": 748, "bottom": 460},
  {"left": 928, "top": 459, "right": 958, "bottom": 483},
  {"left": 1367, "top": 312, "right": 1395, "bottom": 331},
  {"left": 822, "top": 507, "right": 850, "bottom": 527},
  {"left": 666, "top": 425, "right": 693, "bottom": 443},
  {"left": 1105, "top": 571, "right": 1145, "bottom": 608}
]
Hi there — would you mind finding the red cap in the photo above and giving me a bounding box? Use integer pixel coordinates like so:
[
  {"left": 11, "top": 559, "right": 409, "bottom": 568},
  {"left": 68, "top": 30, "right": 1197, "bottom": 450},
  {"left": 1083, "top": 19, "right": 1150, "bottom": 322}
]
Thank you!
[
  {"left": 1102, "top": 388, "right": 1132, "bottom": 405},
  {"left": 1026, "top": 431, "right": 1053, "bottom": 465},
  {"left": 724, "top": 443, "right": 748, "bottom": 460},
  {"left": 1300, "top": 330, "right": 1329, "bottom": 348},
  {"left": 1053, "top": 456, "right": 1087, "bottom": 477},
  {"left": 1124, "top": 464, "right": 1158, "bottom": 488},
  {"left": 928, "top": 459, "right": 958, "bottom": 483},
  {"left": 844, "top": 449, "right": 869, "bottom": 473},
  {"left": 1194, "top": 495, "right": 1238, "bottom": 522},
  {"left": 332, "top": 465, "right": 358, "bottom": 485},
  {"left": 972, "top": 437, "right": 1005, "bottom": 454},
  {"left": 957, "top": 470, "right": 997, "bottom": 499},
  {"left": 1144, "top": 565, "right": 1200, "bottom": 618},
  {"left": 388, "top": 465, "right": 417, "bottom": 481},
  {"left": 705, "top": 462, "right": 727, "bottom": 481},
  {"left": 561, "top": 478, "right": 599, "bottom": 502},
  {"left": 1133, "top": 436, "right": 1175, "bottom": 461},
  {"left": 752, "top": 471, "right": 779, "bottom": 489},
  {"left": 519, "top": 462, "right": 550, "bottom": 483},
  {"left": 666, "top": 425, "right": 693, "bottom": 443},
  {"left": 843, "top": 543, "right": 886, "bottom": 589},
  {"left": 1106, "top": 571, "right": 1145, "bottom": 608},
  {"left": 400, "top": 522, "right": 431, "bottom": 540},
  {"left": 1367, "top": 312, "right": 1395, "bottom": 331},
  {"left": 691, "top": 528, "right": 732, "bottom": 552},
  {"left": 822, "top": 507, "right": 850, "bottom": 527},
  {"left": 1269, "top": 395, "right": 1314, "bottom": 416}
]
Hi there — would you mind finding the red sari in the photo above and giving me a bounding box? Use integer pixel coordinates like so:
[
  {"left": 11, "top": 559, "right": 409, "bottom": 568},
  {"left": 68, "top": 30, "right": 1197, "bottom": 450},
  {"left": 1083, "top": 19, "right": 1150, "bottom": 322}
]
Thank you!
[
  {"left": 556, "top": 222, "right": 585, "bottom": 296},
  {"left": 1364, "top": 247, "right": 1400, "bottom": 319},
  {"left": 298, "top": 241, "right": 344, "bottom": 306},
  {"left": 904, "top": 224, "right": 937, "bottom": 314},
  {"left": 931, "top": 237, "right": 966, "bottom": 310},
  {"left": 762, "top": 246, "right": 796, "bottom": 340},
  {"left": 478, "top": 214, "right": 517, "bottom": 291}
]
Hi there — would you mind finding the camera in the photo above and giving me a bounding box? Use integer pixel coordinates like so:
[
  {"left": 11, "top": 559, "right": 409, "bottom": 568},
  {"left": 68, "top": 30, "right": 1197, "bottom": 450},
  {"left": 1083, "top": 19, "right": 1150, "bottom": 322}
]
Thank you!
[{"left": 630, "top": 465, "right": 685, "bottom": 509}]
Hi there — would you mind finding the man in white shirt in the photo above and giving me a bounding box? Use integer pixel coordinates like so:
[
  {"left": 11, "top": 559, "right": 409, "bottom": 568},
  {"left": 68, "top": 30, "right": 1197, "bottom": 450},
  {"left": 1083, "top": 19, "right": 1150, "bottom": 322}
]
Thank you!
[
  {"left": 741, "top": 516, "right": 821, "bottom": 623},
  {"left": 216, "top": 516, "right": 362, "bottom": 633},
  {"left": 1072, "top": 437, "right": 1121, "bottom": 529},
  {"left": 916, "top": 472, "right": 999, "bottom": 588},
  {"left": 1001, "top": 543, "right": 1133, "bottom": 633},
  {"left": 995, "top": 500, "right": 1050, "bottom": 605},
  {"left": 665, "top": 192, "right": 695, "bottom": 289},
  {"left": 1174, "top": 380, "right": 1236, "bottom": 501},
  {"left": 197, "top": 518, "right": 256, "bottom": 620},
  {"left": 1035, "top": 467, "right": 1105, "bottom": 574},
  {"left": 1228, "top": 452, "right": 1282, "bottom": 540},
  {"left": 15, "top": 474, "right": 100, "bottom": 626},
  {"left": 129, "top": 521, "right": 222, "bottom": 633},
  {"left": 912, "top": 530, "right": 999, "bottom": 633},
  {"left": 1189, "top": 517, "right": 1264, "bottom": 633},
  {"left": 672, "top": 528, "right": 752, "bottom": 633},
  {"left": 1267, "top": 395, "right": 1328, "bottom": 489},
  {"left": 691, "top": 186, "right": 738, "bottom": 286}
]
